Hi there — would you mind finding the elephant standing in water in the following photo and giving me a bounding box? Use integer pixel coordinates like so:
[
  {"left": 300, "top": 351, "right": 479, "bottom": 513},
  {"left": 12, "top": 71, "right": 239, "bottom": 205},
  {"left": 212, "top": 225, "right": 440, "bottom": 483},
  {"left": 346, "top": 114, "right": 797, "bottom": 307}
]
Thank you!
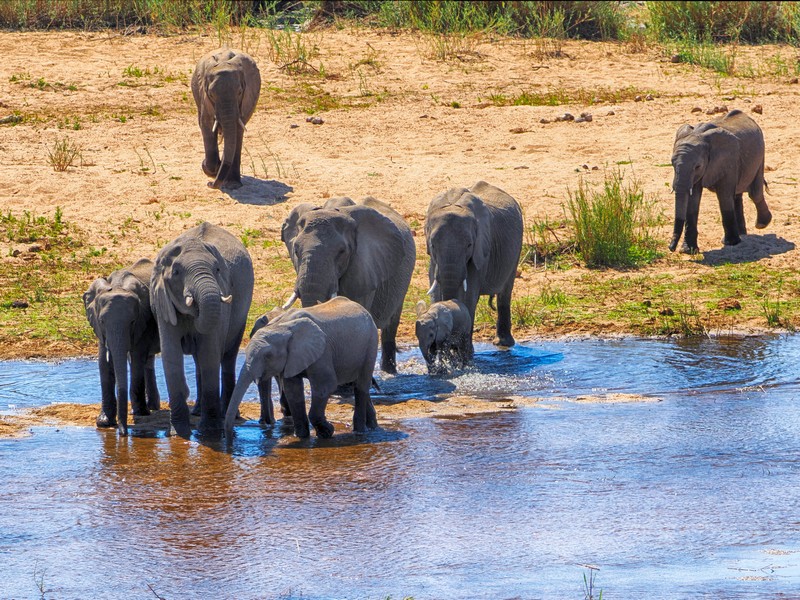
[
  {"left": 670, "top": 109, "right": 772, "bottom": 254},
  {"left": 225, "top": 297, "right": 379, "bottom": 440},
  {"left": 151, "top": 222, "right": 254, "bottom": 438},
  {"left": 280, "top": 196, "right": 415, "bottom": 374},
  {"left": 84, "top": 259, "right": 160, "bottom": 436},
  {"left": 415, "top": 299, "right": 473, "bottom": 373},
  {"left": 425, "top": 180, "right": 523, "bottom": 351},
  {"left": 191, "top": 48, "right": 261, "bottom": 189}
]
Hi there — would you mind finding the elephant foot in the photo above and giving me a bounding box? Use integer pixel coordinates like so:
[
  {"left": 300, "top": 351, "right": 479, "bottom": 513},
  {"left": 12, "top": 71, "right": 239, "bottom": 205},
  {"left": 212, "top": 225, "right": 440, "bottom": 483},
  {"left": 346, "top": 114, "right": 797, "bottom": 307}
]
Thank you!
[
  {"left": 117, "top": 423, "right": 129, "bottom": 437},
  {"left": 202, "top": 159, "right": 220, "bottom": 178},
  {"left": 147, "top": 398, "right": 161, "bottom": 412},
  {"left": 293, "top": 421, "right": 311, "bottom": 438},
  {"left": 132, "top": 406, "right": 151, "bottom": 417},
  {"left": 96, "top": 412, "right": 117, "bottom": 429},
  {"left": 680, "top": 243, "right": 699, "bottom": 255},
  {"left": 722, "top": 235, "right": 742, "bottom": 246},
  {"left": 756, "top": 211, "right": 772, "bottom": 229},
  {"left": 493, "top": 333, "right": 515, "bottom": 348},
  {"left": 334, "top": 383, "right": 355, "bottom": 398},
  {"left": 170, "top": 419, "right": 193, "bottom": 439},
  {"left": 190, "top": 402, "right": 201, "bottom": 417},
  {"left": 312, "top": 420, "right": 335, "bottom": 438},
  {"left": 258, "top": 418, "right": 275, "bottom": 428},
  {"left": 198, "top": 415, "right": 223, "bottom": 435},
  {"left": 380, "top": 358, "right": 397, "bottom": 375}
]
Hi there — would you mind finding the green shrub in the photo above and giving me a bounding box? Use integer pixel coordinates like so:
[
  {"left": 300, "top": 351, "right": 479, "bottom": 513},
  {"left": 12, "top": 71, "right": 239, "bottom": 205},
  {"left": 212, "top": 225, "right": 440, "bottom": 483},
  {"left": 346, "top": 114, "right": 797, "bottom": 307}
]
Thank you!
[{"left": 567, "top": 170, "right": 661, "bottom": 268}]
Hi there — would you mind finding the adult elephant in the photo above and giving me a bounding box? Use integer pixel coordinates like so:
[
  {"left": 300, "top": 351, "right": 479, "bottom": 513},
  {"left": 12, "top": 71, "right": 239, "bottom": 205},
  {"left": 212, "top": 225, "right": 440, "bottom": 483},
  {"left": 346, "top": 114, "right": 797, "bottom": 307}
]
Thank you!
[
  {"left": 191, "top": 48, "right": 261, "bottom": 190},
  {"left": 151, "top": 222, "right": 254, "bottom": 437},
  {"left": 225, "top": 297, "right": 379, "bottom": 440},
  {"left": 83, "top": 258, "right": 160, "bottom": 436},
  {"left": 670, "top": 109, "right": 772, "bottom": 254},
  {"left": 280, "top": 196, "right": 415, "bottom": 373},
  {"left": 425, "top": 181, "right": 523, "bottom": 349}
]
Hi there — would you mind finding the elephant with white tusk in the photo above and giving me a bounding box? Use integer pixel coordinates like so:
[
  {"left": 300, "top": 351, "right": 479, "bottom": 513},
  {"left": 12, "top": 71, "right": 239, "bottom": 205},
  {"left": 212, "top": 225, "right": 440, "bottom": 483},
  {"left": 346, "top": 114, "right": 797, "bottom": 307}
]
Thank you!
[
  {"left": 670, "top": 109, "right": 772, "bottom": 254},
  {"left": 425, "top": 181, "right": 523, "bottom": 352},
  {"left": 151, "top": 222, "right": 254, "bottom": 438},
  {"left": 280, "top": 196, "right": 415, "bottom": 374},
  {"left": 84, "top": 259, "right": 161, "bottom": 436},
  {"left": 191, "top": 48, "right": 261, "bottom": 190}
]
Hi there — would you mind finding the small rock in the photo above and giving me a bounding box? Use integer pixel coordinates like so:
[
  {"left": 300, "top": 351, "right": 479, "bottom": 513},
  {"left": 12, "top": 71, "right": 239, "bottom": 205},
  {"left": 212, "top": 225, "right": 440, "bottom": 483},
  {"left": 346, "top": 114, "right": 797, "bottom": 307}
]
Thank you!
[
  {"left": 290, "top": 124, "right": 299, "bottom": 129},
  {"left": 789, "top": 77, "right": 799, "bottom": 84},
  {"left": 510, "top": 127, "right": 528, "bottom": 133},
  {"left": 691, "top": 106, "right": 703, "bottom": 113},
  {"left": 514, "top": 165, "right": 529, "bottom": 170},
  {"left": 578, "top": 112, "right": 593, "bottom": 122},
  {"left": 606, "top": 110, "right": 615, "bottom": 116},
  {"left": 634, "top": 95, "right": 643, "bottom": 102},
  {"left": 642, "top": 299, "right": 652, "bottom": 308},
  {"left": 419, "top": 114, "right": 429, "bottom": 118},
  {"left": 11, "top": 300, "right": 28, "bottom": 309},
  {"left": 557, "top": 112, "right": 574, "bottom": 122},
  {"left": 722, "top": 95, "right": 736, "bottom": 101},
  {"left": 509, "top": 146, "right": 516, "bottom": 150},
  {"left": 670, "top": 54, "right": 681, "bottom": 63},
  {"left": 28, "top": 244, "right": 42, "bottom": 253},
  {"left": 645, "top": 94, "right": 654, "bottom": 101},
  {"left": 575, "top": 117, "right": 586, "bottom": 123},
  {"left": 591, "top": 166, "right": 599, "bottom": 170},
  {"left": 752, "top": 104, "right": 763, "bottom": 114},
  {"left": 10, "top": 249, "right": 20, "bottom": 257},
  {"left": 581, "top": 164, "right": 590, "bottom": 170},
  {"left": 539, "top": 118, "right": 551, "bottom": 124},
  {"left": 306, "top": 116, "right": 324, "bottom": 125},
  {"left": 0, "top": 114, "right": 22, "bottom": 125}
]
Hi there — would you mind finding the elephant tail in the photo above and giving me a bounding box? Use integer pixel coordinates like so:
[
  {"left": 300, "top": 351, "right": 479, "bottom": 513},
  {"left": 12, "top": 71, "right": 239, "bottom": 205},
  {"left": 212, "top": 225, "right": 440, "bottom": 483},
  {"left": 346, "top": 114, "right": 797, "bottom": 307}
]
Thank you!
[
  {"left": 764, "top": 178, "right": 770, "bottom": 195},
  {"left": 488, "top": 295, "right": 496, "bottom": 311}
]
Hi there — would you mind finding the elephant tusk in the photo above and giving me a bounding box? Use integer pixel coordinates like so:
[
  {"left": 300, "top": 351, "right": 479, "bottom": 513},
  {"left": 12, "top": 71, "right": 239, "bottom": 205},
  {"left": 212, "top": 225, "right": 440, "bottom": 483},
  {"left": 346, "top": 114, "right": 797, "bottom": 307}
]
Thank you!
[
  {"left": 427, "top": 280, "right": 438, "bottom": 296},
  {"left": 221, "top": 294, "right": 233, "bottom": 304},
  {"left": 239, "top": 118, "right": 247, "bottom": 132},
  {"left": 185, "top": 295, "right": 194, "bottom": 307},
  {"left": 212, "top": 119, "right": 218, "bottom": 134},
  {"left": 689, "top": 186, "right": 693, "bottom": 196},
  {"left": 106, "top": 349, "right": 110, "bottom": 363},
  {"left": 463, "top": 278, "right": 468, "bottom": 292},
  {"left": 282, "top": 291, "right": 298, "bottom": 310}
]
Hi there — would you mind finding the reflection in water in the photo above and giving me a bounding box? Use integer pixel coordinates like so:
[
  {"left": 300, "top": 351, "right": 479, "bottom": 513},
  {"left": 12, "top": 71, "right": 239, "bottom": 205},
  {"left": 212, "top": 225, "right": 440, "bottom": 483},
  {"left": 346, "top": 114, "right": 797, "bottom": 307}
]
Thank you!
[{"left": 1, "top": 337, "right": 800, "bottom": 598}]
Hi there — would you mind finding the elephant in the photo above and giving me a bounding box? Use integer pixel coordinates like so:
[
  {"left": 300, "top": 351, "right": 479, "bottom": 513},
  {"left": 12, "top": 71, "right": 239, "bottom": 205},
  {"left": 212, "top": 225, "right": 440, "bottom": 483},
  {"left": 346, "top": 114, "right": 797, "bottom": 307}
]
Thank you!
[
  {"left": 415, "top": 299, "right": 473, "bottom": 373},
  {"left": 280, "top": 196, "right": 415, "bottom": 374},
  {"left": 191, "top": 48, "right": 261, "bottom": 190},
  {"left": 425, "top": 180, "right": 523, "bottom": 350},
  {"left": 248, "top": 306, "right": 295, "bottom": 426},
  {"left": 225, "top": 297, "right": 379, "bottom": 440},
  {"left": 83, "top": 258, "right": 160, "bottom": 436},
  {"left": 670, "top": 109, "right": 772, "bottom": 254},
  {"left": 151, "top": 222, "right": 254, "bottom": 438}
]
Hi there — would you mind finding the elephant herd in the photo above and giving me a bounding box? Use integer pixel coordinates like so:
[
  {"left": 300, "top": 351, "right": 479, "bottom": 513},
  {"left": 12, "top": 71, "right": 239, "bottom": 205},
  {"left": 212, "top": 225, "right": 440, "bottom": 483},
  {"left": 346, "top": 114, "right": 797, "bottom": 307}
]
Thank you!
[{"left": 83, "top": 48, "right": 774, "bottom": 441}]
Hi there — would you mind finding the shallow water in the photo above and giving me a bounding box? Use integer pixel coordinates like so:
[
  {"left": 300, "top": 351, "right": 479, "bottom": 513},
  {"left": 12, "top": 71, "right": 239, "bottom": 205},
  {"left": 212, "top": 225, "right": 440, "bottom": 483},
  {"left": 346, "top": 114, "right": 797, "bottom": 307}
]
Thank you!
[{"left": 1, "top": 336, "right": 799, "bottom": 599}]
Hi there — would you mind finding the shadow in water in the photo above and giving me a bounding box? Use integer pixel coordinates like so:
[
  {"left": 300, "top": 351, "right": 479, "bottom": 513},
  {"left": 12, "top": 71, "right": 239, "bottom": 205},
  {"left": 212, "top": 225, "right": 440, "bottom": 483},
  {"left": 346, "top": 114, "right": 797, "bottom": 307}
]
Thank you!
[
  {"left": 222, "top": 176, "right": 292, "bottom": 205},
  {"left": 700, "top": 233, "right": 794, "bottom": 265}
]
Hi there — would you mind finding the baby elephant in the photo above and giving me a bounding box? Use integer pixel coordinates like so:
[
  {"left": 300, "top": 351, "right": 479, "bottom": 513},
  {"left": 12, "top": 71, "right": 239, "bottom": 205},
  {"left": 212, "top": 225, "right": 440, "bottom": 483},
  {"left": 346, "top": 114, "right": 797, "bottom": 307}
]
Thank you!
[
  {"left": 415, "top": 299, "right": 473, "bottom": 373},
  {"left": 225, "top": 297, "right": 379, "bottom": 440},
  {"left": 83, "top": 258, "right": 160, "bottom": 435}
]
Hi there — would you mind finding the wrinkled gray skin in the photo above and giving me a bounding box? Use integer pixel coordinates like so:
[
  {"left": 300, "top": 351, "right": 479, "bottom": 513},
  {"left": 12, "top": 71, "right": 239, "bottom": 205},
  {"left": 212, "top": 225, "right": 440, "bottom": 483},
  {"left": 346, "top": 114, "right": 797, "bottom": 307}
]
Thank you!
[
  {"left": 84, "top": 259, "right": 160, "bottom": 436},
  {"left": 191, "top": 48, "right": 261, "bottom": 190},
  {"left": 425, "top": 181, "right": 523, "bottom": 350},
  {"left": 151, "top": 222, "right": 254, "bottom": 438},
  {"left": 280, "top": 196, "right": 415, "bottom": 374},
  {"left": 670, "top": 109, "right": 772, "bottom": 254},
  {"left": 225, "top": 297, "right": 379, "bottom": 440},
  {"left": 249, "top": 306, "right": 295, "bottom": 425},
  {"left": 415, "top": 299, "right": 473, "bottom": 374}
]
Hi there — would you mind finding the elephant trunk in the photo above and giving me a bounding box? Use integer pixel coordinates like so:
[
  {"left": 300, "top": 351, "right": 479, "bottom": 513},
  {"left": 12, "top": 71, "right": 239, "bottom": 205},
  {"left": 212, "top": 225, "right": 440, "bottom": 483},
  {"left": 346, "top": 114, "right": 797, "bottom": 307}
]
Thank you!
[
  {"left": 224, "top": 364, "right": 253, "bottom": 439},
  {"left": 296, "top": 256, "right": 337, "bottom": 307},
  {"left": 193, "top": 272, "right": 222, "bottom": 335},
  {"left": 211, "top": 104, "right": 241, "bottom": 189},
  {"left": 107, "top": 335, "right": 130, "bottom": 436},
  {"left": 436, "top": 258, "right": 467, "bottom": 302},
  {"left": 669, "top": 190, "right": 690, "bottom": 252}
]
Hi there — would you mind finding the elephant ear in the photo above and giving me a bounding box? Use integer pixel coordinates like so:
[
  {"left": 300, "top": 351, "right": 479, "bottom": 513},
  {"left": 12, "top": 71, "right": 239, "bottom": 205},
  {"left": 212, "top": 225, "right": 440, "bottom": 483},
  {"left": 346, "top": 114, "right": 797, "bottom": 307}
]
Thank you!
[
  {"left": 434, "top": 308, "right": 454, "bottom": 344},
  {"left": 83, "top": 278, "right": 111, "bottom": 335},
  {"left": 284, "top": 317, "right": 327, "bottom": 378},
  {"left": 703, "top": 127, "right": 741, "bottom": 185},
  {"left": 674, "top": 124, "right": 695, "bottom": 143},
  {"left": 281, "top": 203, "right": 316, "bottom": 263},
  {"left": 339, "top": 205, "right": 406, "bottom": 296},
  {"left": 151, "top": 258, "right": 177, "bottom": 327},
  {"left": 415, "top": 300, "right": 428, "bottom": 318},
  {"left": 461, "top": 193, "right": 492, "bottom": 273}
]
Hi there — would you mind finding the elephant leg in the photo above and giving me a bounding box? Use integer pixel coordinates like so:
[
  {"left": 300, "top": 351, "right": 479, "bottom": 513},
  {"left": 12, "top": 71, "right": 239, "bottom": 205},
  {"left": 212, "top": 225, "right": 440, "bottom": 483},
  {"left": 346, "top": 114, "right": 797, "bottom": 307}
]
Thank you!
[
  {"left": 196, "top": 354, "right": 222, "bottom": 435},
  {"left": 144, "top": 354, "right": 161, "bottom": 412},
  {"left": 717, "top": 189, "right": 742, "bottom": 246},
  {"left": 734, "top": 193, "right": 747, "bottom": 236},
  {"left": 353, "top": 373, "right": 374, "bottom": 433},
  {"left": 200, "top": 121, "right": 221, "bottom": 178},
  {"left": 162, "top": 335, "right": 192, "bottom": 438},
  {"left": 257, "top": 378, "right": 275, "bottom": 426},
  {"left": 97, "top": 344, "right": 117, "bottom": 428},
  {"left": 229, "top": 128, "right": 244, "bottom": 187},
  {"left": 379, "top": 313, "right": 401, "bottom": 374},
  {"left": 682, "top": 190, "right": 702, "bottom": 253},
  {"left": 220, "top": 346, "right": 238, "bottom": 414},
  {"left": 277, "top": 378, "right": 292, "bottom": 421},
  {"left": 283, "top": 376, "right": 309, "bottom": 438},
  {"left": 191, "top": 352, "right": 202, "bottom": 416},
  {"left": 129, "top": 351, "right": 149, "bottom": 416},
  {"left": 493, "top": 278, "right": 516, "bottom": 348}
]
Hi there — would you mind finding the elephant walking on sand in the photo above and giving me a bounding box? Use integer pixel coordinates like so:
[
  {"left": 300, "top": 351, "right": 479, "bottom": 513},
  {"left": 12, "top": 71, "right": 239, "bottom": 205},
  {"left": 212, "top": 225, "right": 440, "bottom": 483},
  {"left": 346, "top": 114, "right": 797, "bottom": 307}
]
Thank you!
[
  {"left": 425, "top": 181, "right": 523, "bottom": 350},
  {"left": 670, "top": 109, "right": 772, "bottom": 254},
  {"left": 84, "top": 259, "right": 161, "bottom": 436},
  {"left": 191, "top": 48, "right": 261, "bottom": 190},
  {"left": 280, "top": 196, "right": 415, "bottom": 374},
  {"left": 151, "top": 222, "right": 254, "bottom": 438},
  {"left": 225, "top": 297, "right": 379, "bottom": 440}
]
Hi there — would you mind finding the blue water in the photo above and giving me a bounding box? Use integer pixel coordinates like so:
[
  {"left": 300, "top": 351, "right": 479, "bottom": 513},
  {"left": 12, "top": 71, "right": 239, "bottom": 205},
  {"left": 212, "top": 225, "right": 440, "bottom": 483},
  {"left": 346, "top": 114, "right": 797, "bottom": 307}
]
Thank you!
[{"left": 0, "top": 336, "right": 799, "bottom": 599}]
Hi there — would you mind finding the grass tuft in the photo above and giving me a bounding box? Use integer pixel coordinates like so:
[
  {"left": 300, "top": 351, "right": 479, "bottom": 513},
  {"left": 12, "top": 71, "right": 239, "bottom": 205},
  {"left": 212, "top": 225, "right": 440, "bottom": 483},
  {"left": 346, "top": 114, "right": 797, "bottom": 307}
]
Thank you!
[{"left": 47, "top": 137, "right": 81, "bottom": 172}]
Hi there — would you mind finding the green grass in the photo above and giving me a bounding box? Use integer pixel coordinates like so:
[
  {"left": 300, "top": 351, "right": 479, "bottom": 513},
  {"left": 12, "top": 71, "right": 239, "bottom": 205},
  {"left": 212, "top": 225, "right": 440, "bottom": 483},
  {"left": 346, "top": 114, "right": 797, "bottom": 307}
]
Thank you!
[
  {"left": 567, "top": 169, "right": 662, "bottom": 268},
  {"left": 47, "top": 138, "right": 82, "bottom": 172}
]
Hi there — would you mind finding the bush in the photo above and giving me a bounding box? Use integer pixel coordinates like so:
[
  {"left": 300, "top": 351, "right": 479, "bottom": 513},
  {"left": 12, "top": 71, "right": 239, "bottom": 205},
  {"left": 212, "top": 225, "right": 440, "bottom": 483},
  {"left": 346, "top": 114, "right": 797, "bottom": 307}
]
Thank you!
[
  {"left": 567, "top": 170, "right": 661, "bottom": 268},
  {"left": 647, "top": 1, "right": 800, "bottom": 43}
]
